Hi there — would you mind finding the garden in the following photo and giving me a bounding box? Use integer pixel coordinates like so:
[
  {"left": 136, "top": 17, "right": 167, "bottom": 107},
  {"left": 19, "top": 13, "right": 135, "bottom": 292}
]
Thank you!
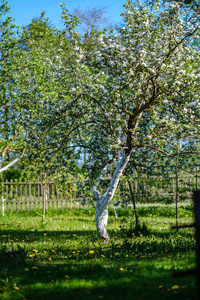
[{"left": 0, "top": 0, "right": 200, "bottom": 299}]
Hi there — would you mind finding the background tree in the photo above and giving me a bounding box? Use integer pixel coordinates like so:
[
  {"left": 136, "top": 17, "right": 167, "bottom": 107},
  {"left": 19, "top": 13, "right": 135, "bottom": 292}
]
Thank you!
[
  {"left": 0, "top": 1, "right": 28, "bottom": 173},
  {"left": 0, "top": 4, "right": 76, "bottom": 178},
  {"left": 72, "top": 6, "right": 112, "bottom": 35},
  {"left": 72, "top": 6, "right": 116, "bottom": 46},
  {"left": 15, "top": 10, "right": 85, "bottom": 180}
]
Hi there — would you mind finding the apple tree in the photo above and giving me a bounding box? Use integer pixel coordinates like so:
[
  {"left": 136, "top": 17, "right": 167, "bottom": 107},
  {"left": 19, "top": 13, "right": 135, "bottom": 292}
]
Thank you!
[{"left": 59, "top": 0, "right": 200, "bottom": 240}]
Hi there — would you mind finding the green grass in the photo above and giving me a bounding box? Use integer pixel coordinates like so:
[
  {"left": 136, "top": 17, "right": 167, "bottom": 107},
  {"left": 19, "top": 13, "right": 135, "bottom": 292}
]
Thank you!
[{"left": 0, "top": 204, "right": 196, "bottom": 300}]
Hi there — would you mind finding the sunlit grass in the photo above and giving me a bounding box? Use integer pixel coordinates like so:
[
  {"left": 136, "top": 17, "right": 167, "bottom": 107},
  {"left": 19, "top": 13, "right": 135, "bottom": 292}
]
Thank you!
[{"left": 0, "top": 204, "right": 196, "bottom": 300}]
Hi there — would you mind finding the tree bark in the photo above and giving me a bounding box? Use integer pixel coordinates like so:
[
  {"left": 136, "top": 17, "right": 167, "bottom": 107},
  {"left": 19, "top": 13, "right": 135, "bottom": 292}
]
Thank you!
[{"left": 95, "top": 149, "right": 131, "bottom": 240}]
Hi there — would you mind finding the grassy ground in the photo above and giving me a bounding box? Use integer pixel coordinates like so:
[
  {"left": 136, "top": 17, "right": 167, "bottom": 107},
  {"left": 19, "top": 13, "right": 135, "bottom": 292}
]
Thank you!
[{"left": 0, "top": 204, "right": 196, "bottom": 300}]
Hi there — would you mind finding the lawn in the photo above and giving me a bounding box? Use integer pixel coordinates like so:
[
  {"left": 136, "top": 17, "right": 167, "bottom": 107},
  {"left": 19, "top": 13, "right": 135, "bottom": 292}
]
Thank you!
[{"left": 0, "top": 204, "right": 196, "bottom": 300}]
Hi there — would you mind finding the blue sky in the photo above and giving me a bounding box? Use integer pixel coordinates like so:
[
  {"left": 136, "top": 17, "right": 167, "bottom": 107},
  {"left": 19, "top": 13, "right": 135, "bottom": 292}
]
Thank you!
[{"left": 6, "top": 0, "right": 126, "bottom": 29}]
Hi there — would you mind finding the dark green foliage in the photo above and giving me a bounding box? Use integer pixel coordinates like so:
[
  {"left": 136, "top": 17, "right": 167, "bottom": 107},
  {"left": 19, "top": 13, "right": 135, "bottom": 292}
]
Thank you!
[{"left": 3, "top": 168, "right": 21, "bottom": 181}]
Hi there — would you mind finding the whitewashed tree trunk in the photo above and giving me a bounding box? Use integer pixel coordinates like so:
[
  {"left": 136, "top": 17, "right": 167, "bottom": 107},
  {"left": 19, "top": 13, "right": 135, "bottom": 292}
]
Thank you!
[{"left": 94, "top": 149, "right": 131, "bottom": 240}]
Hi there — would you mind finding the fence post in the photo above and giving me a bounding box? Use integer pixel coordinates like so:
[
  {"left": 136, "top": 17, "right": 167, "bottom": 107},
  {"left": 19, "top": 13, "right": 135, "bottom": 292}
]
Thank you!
[
  {"left": 42, "top": 173, "right": 47, "bottom": 221},
  {"left": 194, "top": 190, "right": 200, "bottom": 300},
  {"left": 1, "top": 173, "right": 4, "bottom": 216},
  {"left": 2, "top": 195, "right": 4, "bottom": 216},
  {"left": 196, "top": 167, "right": 198, "bottom": 191}
]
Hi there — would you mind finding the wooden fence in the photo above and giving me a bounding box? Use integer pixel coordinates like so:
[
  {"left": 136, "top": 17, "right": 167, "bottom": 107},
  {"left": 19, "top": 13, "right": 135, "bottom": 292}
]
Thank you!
[
  {"left": 120, "top": 170, "right": 200, "bottom": 204},
  {"left": 0, "top": 177, "right": 89, "bottom": 214},
  {"left": 0, "top": 170, "right": 200, "bottom": 213}
]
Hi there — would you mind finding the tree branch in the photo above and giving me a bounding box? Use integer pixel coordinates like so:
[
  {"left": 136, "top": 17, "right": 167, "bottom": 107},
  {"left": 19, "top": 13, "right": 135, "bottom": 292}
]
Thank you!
[{"left": 0, "top": 148, "right": 26, "bottom": 173}]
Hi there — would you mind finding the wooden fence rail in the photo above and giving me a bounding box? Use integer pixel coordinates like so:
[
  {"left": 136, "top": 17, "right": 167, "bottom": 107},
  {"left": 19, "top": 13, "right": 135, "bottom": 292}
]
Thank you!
[{"left": 0, "top": 170, "right": 200, "bottom": 213}]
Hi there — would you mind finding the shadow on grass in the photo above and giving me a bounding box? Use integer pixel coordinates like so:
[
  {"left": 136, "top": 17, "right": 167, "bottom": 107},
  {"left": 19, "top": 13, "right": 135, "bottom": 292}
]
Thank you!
[
  {"left": 0, "top": 228, "right": 195, "bottom": 270},
  {"left": 0, "top": 227, "right": 195, "bottom": 243},
  {"left": 0, "top": 258, "right": 196, "bottom": 300},
  {"left": 0, "top": 225, "right": 196, "bottom": 300},
  {"left": 68, "top": 217, "right": 95, "bottom": 223},
  {"left": 0, "top": 229, "right": 98, "bottom": 242}
]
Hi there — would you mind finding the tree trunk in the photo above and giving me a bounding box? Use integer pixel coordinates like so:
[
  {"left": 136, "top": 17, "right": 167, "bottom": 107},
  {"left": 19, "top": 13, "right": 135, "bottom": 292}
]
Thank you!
[
  {"left": 175, "top": 140, "right": 179, "bottom": 231},
  {"left": 127, "top": 180, "right": 139, "bottom": 226},
  {"left": 95, "top": 149, "right": 131, "bottom": 240}
]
